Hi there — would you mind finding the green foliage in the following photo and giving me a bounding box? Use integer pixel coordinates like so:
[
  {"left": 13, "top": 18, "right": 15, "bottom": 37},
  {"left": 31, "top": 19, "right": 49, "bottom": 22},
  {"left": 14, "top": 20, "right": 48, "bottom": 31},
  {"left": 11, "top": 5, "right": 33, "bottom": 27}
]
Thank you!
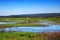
[{"left": 0, "top": 32, "right": 60, "bottom": 40}]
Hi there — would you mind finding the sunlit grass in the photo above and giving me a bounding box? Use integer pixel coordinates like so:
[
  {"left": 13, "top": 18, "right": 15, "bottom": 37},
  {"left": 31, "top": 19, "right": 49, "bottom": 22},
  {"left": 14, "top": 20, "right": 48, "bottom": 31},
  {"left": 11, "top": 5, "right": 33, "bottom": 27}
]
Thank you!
[
  {"left": 0, "top": 32, "right": 60, "bottom": 40},
  {"left": 0, "top": 17, "right": 60, "bottom": 28},
  {"left": 0, "top": 23, "right": 47, "bottom": 28}
]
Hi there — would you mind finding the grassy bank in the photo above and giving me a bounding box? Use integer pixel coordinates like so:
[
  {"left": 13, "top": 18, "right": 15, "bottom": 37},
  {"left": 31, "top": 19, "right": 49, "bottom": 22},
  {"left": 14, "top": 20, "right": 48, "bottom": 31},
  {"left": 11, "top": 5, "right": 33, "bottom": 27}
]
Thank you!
[
  {"left": 0, "top": 18, "right": 47, "bottom": 28},
  {"left": 0, "top": 17, "right": 60, "bottom": 28},
  {"left": 0, "top": 17, "right": 60, "bottom": 23},
  {"left": 0, "top": 32, "right": 60, "bottom": 40},
  {"left": 0, "top": 18, "right": 41, "bottom": 22},
  {"left": 45, "top": 16, "right": 60, "bottom": 24},
  {"left": 0, "top": 23, "right": 47, "bottom": 28}
]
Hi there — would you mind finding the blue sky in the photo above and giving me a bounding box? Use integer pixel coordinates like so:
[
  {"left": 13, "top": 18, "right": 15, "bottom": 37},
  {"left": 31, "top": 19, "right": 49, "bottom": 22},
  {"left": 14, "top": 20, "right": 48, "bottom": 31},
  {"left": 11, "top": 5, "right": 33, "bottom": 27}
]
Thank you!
[{"left": 0, "top": 0, "right": 60, "bottom": 16}]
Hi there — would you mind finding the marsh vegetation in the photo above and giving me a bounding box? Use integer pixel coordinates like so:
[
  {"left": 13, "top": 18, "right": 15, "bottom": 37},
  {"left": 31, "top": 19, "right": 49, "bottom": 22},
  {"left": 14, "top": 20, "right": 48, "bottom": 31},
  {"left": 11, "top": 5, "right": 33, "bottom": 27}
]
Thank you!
[
  {"left": 0, "top": 32, "right": 60, "bottom": 40},
  {"left": 0, "top": 17, "right": 60, "bottom": 40},
  {"left": 0, "top": 17, "right": 60, "bottom": 28}
]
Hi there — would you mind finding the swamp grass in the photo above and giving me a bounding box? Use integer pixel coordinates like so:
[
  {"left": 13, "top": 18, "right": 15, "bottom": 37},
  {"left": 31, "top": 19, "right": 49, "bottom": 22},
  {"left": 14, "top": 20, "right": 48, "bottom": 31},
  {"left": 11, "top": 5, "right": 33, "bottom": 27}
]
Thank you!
[
  {"left": 0, "top": 32, "right": 60, "bottom": 40},
  {"left": 0, "top": 23, "right": 47, "bottom": 28},
  {"left": 0, "top": 17, "right": 60, "bottom": 28}
]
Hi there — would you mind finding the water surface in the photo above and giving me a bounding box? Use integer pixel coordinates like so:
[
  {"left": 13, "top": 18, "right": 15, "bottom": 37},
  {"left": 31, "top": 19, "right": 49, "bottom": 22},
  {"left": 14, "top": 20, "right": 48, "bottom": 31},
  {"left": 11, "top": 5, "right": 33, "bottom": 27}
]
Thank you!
[
  {"left": 4, "top": 25, "right": 60, "bottom": 32},
  {"left": 0, "top": 21, "right": 60, "bottom": 32},
  {"left": 0, "top": 22, "right": 16, "bottom": 24}
]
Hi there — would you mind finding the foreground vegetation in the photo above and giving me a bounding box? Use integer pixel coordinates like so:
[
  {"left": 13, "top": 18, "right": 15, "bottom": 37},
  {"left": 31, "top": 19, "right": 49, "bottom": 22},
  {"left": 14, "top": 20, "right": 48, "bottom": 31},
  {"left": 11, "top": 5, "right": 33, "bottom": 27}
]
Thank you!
[{"left": 0, "top": 32, "right": 60, "bottom": 40}]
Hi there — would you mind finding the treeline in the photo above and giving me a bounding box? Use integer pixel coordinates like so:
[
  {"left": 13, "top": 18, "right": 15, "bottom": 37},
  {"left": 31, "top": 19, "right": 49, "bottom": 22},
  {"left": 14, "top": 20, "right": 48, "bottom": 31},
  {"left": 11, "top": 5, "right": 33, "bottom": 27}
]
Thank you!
[{"left": 0, "top": 13, "right": 60, "bottom": 18}]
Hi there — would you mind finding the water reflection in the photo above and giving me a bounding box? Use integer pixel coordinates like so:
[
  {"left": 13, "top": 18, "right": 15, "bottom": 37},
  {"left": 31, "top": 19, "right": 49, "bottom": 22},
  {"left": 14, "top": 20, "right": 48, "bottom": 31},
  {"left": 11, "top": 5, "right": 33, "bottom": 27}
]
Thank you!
[
  {"left": 0, "top": 21, "right": 60, "bottom": 32},
  {"left": 0, "top": 22, "right": 16, "bottom": 24},
  {"left": 0, "top": 20, "right": 55, "bottom": 25},
  {"left": 3, "top": 25, "right": 60, "bottom": 32}
]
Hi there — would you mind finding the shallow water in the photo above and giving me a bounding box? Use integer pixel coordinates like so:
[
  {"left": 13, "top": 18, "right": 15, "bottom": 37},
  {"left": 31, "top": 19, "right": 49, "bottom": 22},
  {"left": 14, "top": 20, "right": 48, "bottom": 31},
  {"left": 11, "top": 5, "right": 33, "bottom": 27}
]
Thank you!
[
  {"left": 3, "top": 25, "right": 60, "bottom": 32},
  {"left": 0, "top": 22, "right": 16, "bottom": 24},
  {"left": 0, "top": 20, "right": 54, "bottom": 25},
  {"left": 0, "top": 21, "right": 60, "bottom": 32}
]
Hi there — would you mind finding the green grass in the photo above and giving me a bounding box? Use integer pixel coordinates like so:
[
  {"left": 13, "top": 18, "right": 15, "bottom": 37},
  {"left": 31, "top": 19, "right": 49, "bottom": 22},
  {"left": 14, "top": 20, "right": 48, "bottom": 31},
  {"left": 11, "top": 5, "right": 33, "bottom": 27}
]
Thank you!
[
  {"left": 0, "top": 18, "right": 42, "bottom": 22},
  {"left": 0, "top": 32, "right": 44, "bottom": 40},
  {"left": 0, "top": 17, "right": 60, "bottom": 28},
  {"left": 0, "top": 32, "right": 60, "bottom": 40},
  {"left": 0, "top": 18, "right": 47, "bottom": 28},
  {"left": 47, "top": 17, "right": 60, "bottom": 23},
  {"left": 0, "top": 17, "right": 60, "bottom": 23},
  {"left": 0, "top": 23, "right": 47, "bottom": 28}
]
